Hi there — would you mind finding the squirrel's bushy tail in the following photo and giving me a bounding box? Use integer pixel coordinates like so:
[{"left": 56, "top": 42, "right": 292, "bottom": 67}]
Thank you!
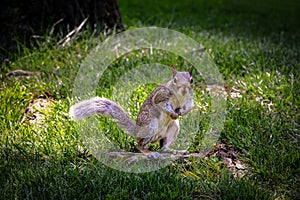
[{"left": 69, "top": 97, "right": 136, "bottom": 136}]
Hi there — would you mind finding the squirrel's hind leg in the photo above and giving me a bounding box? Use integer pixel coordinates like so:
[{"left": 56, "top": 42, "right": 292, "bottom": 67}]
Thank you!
[
  {"left": 137, "top": 139, "right": 160, "bottom": 159},
  {"left": 160, "top": 120, "right": 179, "bottom": 150},
  {"left": 160, "top": 120, "right": 187, "bottom": 155}
]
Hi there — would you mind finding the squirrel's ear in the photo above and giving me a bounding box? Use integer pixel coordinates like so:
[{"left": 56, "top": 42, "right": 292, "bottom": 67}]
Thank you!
[
  {"left": 189, "top": 66, "right": 194, "bottom": 76},
  {"left": 171, "top": 65, "right": 177, "bottom": 77}
]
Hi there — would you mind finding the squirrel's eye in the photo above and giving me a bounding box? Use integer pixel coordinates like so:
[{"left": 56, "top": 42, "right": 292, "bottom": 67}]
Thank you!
[
  {"left": 190, "top": 78, "right": 193, "bottom": 83},
  {"left": 173, "top": 78, "right": 177, "bottom": 83}
]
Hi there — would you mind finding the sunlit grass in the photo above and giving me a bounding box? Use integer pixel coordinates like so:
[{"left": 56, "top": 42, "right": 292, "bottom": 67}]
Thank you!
[{"left": 1, "top": 0, "right": 299, "bottom": 199}]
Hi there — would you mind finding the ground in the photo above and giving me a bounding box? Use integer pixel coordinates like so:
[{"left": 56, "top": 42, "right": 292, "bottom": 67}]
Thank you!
[{"left": 0, "top": 0, "right": 299, "bottom": 199}]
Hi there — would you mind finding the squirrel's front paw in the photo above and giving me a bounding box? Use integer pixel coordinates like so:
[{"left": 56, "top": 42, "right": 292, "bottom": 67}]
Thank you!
[
  {"left": 147, "top": 152, "right": 160, "bottom": 159},
  {"left": 175, "top": 108, "right": 182, "bottom": 116}
]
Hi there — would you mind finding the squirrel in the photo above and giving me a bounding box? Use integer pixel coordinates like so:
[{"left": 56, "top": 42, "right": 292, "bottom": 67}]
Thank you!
[{"left": 69, "top": 65, "right": 194, "bottom": 159}]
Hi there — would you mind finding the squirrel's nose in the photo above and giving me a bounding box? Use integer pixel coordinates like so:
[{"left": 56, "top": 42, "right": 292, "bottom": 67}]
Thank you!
[
  {"left": 182, "top": 85, "right": 192, "bottom": 96},
  {"left": 182, "top": 87, "right": 187, "bottom": 96}
]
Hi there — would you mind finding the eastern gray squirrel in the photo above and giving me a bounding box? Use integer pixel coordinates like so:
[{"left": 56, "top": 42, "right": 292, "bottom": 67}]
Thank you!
[{"left": 69, "top": 65, "right": 194, "bottom": 159}]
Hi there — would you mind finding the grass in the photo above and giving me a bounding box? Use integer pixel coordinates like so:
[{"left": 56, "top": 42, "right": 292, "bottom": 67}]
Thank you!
[{"left": 1, "top": 0, "right": 299, "bottom": 199}]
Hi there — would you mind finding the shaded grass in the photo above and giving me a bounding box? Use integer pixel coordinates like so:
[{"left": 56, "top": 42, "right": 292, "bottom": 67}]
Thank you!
[{"left": 1, "top": 0, "right": 299, "bottom": 199}]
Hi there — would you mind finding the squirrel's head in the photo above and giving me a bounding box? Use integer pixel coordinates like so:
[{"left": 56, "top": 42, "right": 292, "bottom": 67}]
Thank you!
[{"left": 171, "top": 65, "right": 193, "bottom": 96}]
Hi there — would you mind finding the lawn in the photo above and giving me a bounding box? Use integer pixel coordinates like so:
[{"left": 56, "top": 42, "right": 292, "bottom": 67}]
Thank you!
[{"left": 0, "top": 0, "right": 299, "bottom": 199}]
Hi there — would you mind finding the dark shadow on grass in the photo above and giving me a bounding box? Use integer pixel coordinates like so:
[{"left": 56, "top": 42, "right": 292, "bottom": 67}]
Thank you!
[
  {"left": 118, "top": 0, "right": 300, "bottom": 75},
  {"left": 119, "top": 0, "right": 300, "bottom": 44}
]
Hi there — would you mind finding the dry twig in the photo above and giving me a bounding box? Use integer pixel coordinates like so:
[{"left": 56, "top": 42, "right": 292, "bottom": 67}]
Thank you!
[{"left": 57, "top": 17, "right": 88, "bottom": 47}]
